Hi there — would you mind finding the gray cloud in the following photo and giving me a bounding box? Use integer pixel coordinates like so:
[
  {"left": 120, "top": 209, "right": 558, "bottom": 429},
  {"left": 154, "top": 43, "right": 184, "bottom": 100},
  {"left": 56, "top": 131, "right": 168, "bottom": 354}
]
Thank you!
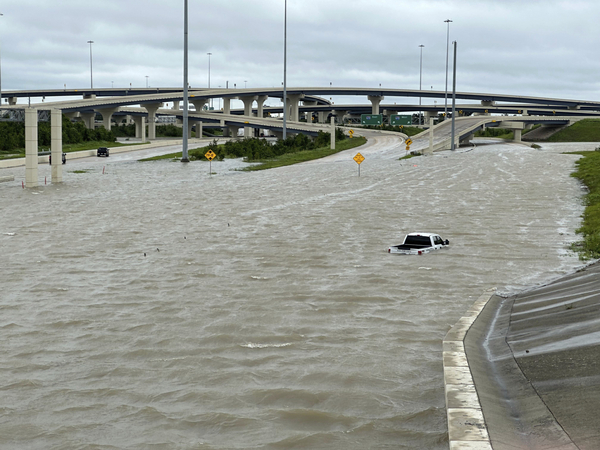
[{"left": 2, "top": 0, "right": 599, "bottom": 103}]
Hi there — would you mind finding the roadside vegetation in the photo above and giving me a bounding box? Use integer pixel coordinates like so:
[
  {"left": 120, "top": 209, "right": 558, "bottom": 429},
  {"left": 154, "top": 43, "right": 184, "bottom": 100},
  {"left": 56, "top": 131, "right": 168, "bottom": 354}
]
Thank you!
[
  {"left": 569, "top": 148, "right": 600, "bottom": 259},
  {"left": 140, "top": 129, "right": 367, "bottom": 170},
  {"left": 0, "top": 114, "right": 117, "bottom": 159},
  {"left": 547, "top": 119, "right": 600, "bottom": 142}
]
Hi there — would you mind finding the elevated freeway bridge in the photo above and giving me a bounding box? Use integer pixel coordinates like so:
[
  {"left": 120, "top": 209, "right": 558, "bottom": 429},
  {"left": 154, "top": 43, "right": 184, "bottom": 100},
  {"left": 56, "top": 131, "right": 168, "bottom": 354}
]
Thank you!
[{"left": 3, "top": 85, "right": 600, "bottom": 187}]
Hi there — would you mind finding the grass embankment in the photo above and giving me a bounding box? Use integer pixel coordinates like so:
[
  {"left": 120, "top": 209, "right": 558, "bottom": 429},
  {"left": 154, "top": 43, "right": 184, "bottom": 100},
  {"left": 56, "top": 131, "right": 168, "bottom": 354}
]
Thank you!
[
  {"left": 244, "top": 136, "right": 366, "bottom": 171},
  {"left": 570, "top": 149, "right": 600, "bottom": 259},
  {"left": 547, "top": 119, "right": 600, "bottom": 142},
  {"left": 139, "top": 135, "right": 368, "bottom": 170}
]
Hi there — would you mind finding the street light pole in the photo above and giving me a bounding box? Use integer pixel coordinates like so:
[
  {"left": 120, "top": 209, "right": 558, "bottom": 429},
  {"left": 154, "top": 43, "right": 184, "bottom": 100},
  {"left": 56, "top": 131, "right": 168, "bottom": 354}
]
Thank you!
[
  {"left": 145, "top": 75, "right": 149, "bottom": 88},
  {"left": 419, "top": 44, "right": 424, "bottom": 125},
  {"left": 283, "top": 0, "right": 287, "bottom": 140},
  {"left": 207, "top": 52, "right": 212, "bottom": 109},
  {"left": 182, "top": 0, "right": 189, "bottom": 162},
  {"left": 444, "top": 19, "right": 452, "bottom": 120},
  {"left": 451, "top": 41, "right": 457, "bottom": 151},
  {"left": 87, "top": 40, "right": 94, "bottom": 89}
]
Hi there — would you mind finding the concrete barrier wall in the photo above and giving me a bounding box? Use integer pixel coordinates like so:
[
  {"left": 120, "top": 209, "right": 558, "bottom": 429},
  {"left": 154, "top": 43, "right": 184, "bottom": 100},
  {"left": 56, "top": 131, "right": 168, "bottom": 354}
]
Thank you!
[{"left": 443, "top": 288, "right": 496, "bottom": 449}]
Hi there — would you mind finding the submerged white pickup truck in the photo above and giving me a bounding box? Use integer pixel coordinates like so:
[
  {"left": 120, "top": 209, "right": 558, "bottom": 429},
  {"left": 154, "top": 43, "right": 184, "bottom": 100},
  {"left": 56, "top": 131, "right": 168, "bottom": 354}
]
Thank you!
[{"left": 388, "top": 233, "right": 450, "bottom": 255}]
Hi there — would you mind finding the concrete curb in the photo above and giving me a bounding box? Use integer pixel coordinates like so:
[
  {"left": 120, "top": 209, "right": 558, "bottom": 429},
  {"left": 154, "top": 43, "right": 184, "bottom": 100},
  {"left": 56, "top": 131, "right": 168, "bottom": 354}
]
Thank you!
[
  {"left": 443, "top": 288, "right": 496, "bottom": 449},
  {"left": 0, "top": 138, "right": 204, "bottom": 169}
]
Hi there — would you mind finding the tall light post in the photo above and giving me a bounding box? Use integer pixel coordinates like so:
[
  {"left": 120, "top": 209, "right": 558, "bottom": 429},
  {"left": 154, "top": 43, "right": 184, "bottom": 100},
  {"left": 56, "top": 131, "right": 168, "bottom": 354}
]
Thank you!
[
  {"left": 182, "top": 0, "right": 189, "bottom": 162},
  {"left": 444, "top": 19, "right": 452, "bottom": 120},
  {"left": 283, "top": 0, "right": 288, "bottom": 140},
  {"left": 207, "top": 52, "right": 212, "bottom": 109},
  {"left": 145, "top": 76, "right": 149, "bottom": 88},
  {"left": 451, "top": 41, "right": 457, "bottom": 151},
  {"left": 87, "top": 40, "right": 94, "bottom": 89},
  {"left": 419, "top": 44, "right": 424, "bottom": 125}
]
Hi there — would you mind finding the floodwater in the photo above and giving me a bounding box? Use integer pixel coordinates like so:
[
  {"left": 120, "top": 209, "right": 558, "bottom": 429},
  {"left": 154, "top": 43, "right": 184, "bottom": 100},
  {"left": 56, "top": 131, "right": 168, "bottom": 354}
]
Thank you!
[{"left": 0, "top": 136, "right": 589, "bottom": 449}]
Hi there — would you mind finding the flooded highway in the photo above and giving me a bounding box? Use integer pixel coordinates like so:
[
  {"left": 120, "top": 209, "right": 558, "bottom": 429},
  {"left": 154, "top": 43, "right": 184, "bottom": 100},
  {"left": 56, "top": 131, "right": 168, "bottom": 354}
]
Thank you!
[{"left": 0, "top": 136, "right": 589, "bottom": 449}]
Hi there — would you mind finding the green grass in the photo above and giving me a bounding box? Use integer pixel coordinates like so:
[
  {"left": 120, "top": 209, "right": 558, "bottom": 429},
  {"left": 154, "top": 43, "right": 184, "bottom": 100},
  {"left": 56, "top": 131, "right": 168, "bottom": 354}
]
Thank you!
[
  {"left": 569, "top": 149, "right": 600, "bottom": 259},
  {"left": 242, "top": 136, "right": 367, "bottom": 171},
  {"left": 547, "top": 119, "right": 600, "bottom": 142}
]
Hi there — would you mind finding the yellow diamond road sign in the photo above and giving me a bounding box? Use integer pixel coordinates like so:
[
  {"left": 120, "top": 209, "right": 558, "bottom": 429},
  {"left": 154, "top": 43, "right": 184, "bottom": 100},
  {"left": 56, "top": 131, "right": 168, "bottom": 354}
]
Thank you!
[
  {"left": 205, "top": 150, "right": 216, "bottom": 161},
  {"left": 354, "top": 153, "right": 365, "bottom": 165},
  {"left": 405, "top": 138, "right": 413, "bottom": 146}
]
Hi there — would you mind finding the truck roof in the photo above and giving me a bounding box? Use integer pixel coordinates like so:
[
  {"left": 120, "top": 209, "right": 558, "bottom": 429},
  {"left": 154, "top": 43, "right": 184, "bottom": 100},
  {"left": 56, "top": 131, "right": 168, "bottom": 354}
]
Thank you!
[{"left": 406, "top": 232, "right": 440, "bottom": 237}]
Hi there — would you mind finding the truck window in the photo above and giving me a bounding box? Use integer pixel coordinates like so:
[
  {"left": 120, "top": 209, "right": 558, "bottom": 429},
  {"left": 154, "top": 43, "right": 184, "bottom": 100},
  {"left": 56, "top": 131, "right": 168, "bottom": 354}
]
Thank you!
[{"left": 404, "top": 235, "right": 432, "bottom": 246}]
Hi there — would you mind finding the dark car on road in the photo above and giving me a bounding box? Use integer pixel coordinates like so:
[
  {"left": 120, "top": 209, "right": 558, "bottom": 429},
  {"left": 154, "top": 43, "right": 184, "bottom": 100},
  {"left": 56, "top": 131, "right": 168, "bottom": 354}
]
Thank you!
[{"left": 97, "top": 147, "right": 109, "bottom": 157}]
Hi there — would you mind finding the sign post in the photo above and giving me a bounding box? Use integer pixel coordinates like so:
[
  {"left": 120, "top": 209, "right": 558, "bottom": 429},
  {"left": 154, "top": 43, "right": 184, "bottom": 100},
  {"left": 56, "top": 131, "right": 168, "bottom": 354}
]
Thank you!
[
  {"left": 353, "top": 152, "right": 365, "bottom": 176},
  {"left": 205, "top": 149, "right": 216, "bottom": 175}
]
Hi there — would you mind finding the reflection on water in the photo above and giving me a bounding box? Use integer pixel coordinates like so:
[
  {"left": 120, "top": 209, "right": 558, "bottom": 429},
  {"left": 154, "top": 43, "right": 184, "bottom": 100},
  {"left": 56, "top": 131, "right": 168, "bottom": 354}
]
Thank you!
[{"left": 0, "top": 139, "right": 587, "bottom": 449}]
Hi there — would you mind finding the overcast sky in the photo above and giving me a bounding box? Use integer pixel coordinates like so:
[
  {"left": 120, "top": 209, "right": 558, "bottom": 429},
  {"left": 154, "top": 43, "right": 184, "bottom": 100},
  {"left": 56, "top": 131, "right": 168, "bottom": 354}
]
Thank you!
[{"left": 2, "top": 0, "right": 600, "bottom": 106}]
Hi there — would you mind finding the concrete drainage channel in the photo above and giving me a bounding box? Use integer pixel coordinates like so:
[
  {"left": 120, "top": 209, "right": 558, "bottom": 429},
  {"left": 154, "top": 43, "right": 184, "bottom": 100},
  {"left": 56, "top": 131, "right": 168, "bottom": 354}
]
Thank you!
[{"left": 443, "top": 288, "right": 496, "bottom": 449}]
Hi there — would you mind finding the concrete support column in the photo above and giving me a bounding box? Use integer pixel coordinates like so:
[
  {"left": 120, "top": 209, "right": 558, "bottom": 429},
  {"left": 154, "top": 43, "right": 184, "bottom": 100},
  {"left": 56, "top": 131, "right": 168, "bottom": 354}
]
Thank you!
[
  {"left": 427, "top": 117, "right": 434, "bottom": 155},
  {"left": 330, "top": 116, "right": 335, "bottom": 150},
  {"left": 51, "top": 109, "right": 63, "bottom": 183},
  {"left": 368, "top": 95, "right": 384, "bottom": 115},
  {"left": 335, "top": 110, "right": 347, "bottom": 124},
  {"left": 256, "top": 95, "right": 268, "bottom": 118},
  {"left": 514, "top": 129, "right": 522, "bottom": 142},
  {"left": 172, "top": 101, "right": 180, "bottom": 110},
  {"left": 240, "top": 95, "right": 257, "bottom": 138},
  {"left": 83, "top": 94, "right": 97, "bottom": 100},
  {"left": 222, "top": 98, "right": 231, "bottom": 137},
  {"left": 80, "top": 112, "right": 95, "bottom": 129},
  {"left": 8, "top": 97, "right": 17, "bottom": 106},
  {"left": 191, "top": 98, "right": 208, "bottom": 113},
  {"left": 286, "top": 94, "right": 304, "bottom": 122},
  {"left": 197, "top": 121, "right": 203, "bottom": 138},
  {"left": 303, "top": 100, "right": 317, "bottom": 123},
  {"left": 25, "top": 108, "right": 38, "bottom": 188},
  {"left": 317, "top": 111, "right": 326, "bottom": 123},
  {"left": 144, "top": 102, "right": 162, "bottom": 140},
  {"left": 228, "top": 125, "right": 240, "bottom": 140},
  {"left": 187, "top": 120, "right": 195, "bottom": 139},
  {"left": 95, "top": 107, "right": 119, "bottom": 131},
  {"left": 133, "top": 116, "right": 147, "bottom": 142}
]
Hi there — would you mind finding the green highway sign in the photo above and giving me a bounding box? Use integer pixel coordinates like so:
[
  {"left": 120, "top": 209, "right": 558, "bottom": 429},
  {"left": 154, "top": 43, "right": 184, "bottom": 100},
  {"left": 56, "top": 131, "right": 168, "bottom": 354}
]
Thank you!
[
  {"left": 390, "top": 114, "right": 412, "bottom": 126},
  {"left": 361, "top": 114, "right": 382, "bottom": 125}
]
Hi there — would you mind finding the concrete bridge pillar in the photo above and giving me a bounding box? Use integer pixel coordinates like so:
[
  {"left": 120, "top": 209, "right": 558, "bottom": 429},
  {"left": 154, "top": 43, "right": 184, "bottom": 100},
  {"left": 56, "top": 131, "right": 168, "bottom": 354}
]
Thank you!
[
  {"left": 368, "top": 95, "right": 384, "bottom": 115},
  {"left": 317, "top": 111, "right": 326, "bottom": 123},
  {"left": 514, "top": 129, "right": 522, "bottom": 142},
  {"left": 222, "top": 98, "right": 231, "bottom": 137},
  {"left": 286, "top": 94, "right": 304, "bottom": 122},
  {"left": 8, "top": 97, "right": 17, "bottom": 105},
  {"left": 172, "top": 101, "right": 180, "bottom": 110},
  {"left": 133, "top": 116, "right": 147, "bottom": 142},
  {"left": 228, "top": 125, "right": 241, "bottom": 139},
  {"left": 256, "top": 95, "right": 268, "bottom": 118},
  {"left": 25, "top": 108, "right": 39, "bottom": 188},
  {"left": 79, "top": 112, "right": 96, "bottom": 129},
  {"left": 335, "top": 110, "right": 347, "bottom": 124},
  {"left": 186, "top": 120, "right": 195, "bottom": 139},
  {"left": 144, "top": 102, "right": 163, "bottom": 140},
  {"left": 51, "top": 109, "right": 63, "bottom": 183},
  {"left": 196, "top": 121, "right": 203, "bottom": 138},
  {"left": 303, "top": 100, "right": 318, "bottom": 123},
  {"left": 191, "top": 98, "right": 209, "bottom": 113},
  {"left": 240, "top": 95, "right": 257, "bottom": 138},
  {"left": 83, "top": 94, "right": 96, "bottom": 100},
  {"left": 95, "top": 107, "right": 119, "bottom": 131}
]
